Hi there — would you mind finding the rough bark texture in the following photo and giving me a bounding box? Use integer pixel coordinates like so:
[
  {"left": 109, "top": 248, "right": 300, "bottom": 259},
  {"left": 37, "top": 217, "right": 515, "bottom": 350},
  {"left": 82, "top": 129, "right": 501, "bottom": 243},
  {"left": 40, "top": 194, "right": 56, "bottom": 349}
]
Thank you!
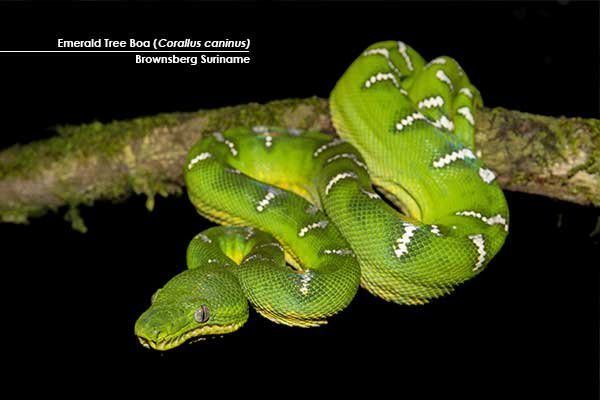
[
  {"left": 0, "top": 97, "right": 598, "bottom": 231},
  {"left": 474, "top": 108, "right": 599, "bottom": 207}
]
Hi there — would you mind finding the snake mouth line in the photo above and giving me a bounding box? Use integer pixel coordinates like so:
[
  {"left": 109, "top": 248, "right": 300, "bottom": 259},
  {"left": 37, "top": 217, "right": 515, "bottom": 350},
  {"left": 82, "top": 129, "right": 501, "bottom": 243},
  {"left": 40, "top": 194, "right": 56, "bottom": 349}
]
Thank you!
[{"left": 137, "top": 322, "right": 245, "bottom": 351}]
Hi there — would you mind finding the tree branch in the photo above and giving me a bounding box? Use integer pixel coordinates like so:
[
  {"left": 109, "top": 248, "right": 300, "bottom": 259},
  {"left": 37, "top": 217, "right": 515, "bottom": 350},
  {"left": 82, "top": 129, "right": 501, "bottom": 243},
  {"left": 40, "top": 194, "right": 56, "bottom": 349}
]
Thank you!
[{"left": 1, "top": 97, "right": 598, "bottom": 231}]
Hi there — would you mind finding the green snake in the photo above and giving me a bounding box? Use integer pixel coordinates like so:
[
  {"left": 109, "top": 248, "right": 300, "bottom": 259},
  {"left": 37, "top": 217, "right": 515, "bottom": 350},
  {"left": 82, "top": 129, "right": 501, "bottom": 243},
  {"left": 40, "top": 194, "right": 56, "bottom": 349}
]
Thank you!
[{"left": 135, "top": 41, "right": 509, "bottom": 350}]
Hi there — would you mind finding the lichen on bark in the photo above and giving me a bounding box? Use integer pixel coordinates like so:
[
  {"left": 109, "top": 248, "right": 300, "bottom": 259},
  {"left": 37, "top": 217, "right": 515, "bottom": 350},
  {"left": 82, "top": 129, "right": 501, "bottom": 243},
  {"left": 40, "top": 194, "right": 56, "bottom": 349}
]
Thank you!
[
  {"left": 475, "top": 108, "right": 599, "bottom": 207},
  {"left": 0, "top": 96, "right": 598, "bottom": 230}
]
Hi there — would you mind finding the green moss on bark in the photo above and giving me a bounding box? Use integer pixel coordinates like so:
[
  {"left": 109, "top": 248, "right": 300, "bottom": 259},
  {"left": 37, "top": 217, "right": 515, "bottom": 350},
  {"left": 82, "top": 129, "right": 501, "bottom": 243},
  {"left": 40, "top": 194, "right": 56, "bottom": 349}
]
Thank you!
[{"left": 1, "top": 97, "right": 598, "bottom": 229}]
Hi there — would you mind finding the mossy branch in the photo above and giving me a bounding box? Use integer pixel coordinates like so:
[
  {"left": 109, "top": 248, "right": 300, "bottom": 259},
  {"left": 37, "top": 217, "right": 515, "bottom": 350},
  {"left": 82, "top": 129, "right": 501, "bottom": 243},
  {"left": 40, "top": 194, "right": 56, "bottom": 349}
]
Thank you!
[{"left": 0, "top": 97, "right": 598, "bottom": 230}]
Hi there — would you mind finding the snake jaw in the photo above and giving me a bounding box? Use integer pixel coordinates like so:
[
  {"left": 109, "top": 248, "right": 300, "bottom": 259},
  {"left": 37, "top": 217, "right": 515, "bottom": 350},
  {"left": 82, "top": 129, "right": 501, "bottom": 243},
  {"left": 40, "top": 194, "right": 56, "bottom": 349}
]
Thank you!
[{"left": 136, "top": 322, "right": 245, "bottom": 351}]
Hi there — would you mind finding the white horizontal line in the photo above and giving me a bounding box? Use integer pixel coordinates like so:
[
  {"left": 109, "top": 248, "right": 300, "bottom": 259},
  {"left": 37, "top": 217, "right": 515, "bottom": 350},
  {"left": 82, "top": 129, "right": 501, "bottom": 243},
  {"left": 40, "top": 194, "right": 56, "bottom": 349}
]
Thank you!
[{"left": 0, "top": 50, "right": 250, "bottom": 53}]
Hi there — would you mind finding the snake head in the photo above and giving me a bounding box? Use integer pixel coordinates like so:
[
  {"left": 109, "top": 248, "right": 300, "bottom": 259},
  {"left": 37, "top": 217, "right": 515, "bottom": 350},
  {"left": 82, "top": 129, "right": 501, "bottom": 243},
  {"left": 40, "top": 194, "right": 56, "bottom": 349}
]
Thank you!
[{"left": 134, "top": 266, "right": 249, "bottom": 351}]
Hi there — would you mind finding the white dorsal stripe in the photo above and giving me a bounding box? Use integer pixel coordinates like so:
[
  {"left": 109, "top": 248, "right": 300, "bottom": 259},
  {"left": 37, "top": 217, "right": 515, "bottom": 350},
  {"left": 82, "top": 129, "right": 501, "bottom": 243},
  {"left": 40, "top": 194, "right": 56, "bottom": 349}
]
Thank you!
[
  {"left": 432, "top": 148, "right": 476, "bottom": 168},
  {"left": 397, "top": 41, "right": 414, "bottom": 71},
  {"left": 459, "top": 87, "right": 473, "bottom": 99},
  {"left": 478, "top": 167, "right": 496, "bottom": 184},
  {"left": 326, "top": 153, "right": 368, "bottom": 171},
  {"left": 394, "top": 222, "right": 418, "bottom": 257},
  {"left": 436, "top": 69, "right": 454, "bottom": 91},
  {"left": 456, "top": 211, "right": 508, "bottom": 232},
  {"left": 418, "top": 96, "right": 445, "bottom": 109},
  {"left": 298, "top": 220, "right": 329, "bottom": 237},
  {"left": 325, "top": 172, "right": 358, "bottom": 195},
  {"left": 313, "top": 138, "right": 344, "bottom": 157},
  {"left": 468, "top": 234, "right": 487, "bottom": 271},
  {"left": 457, "top": 106, "right": 475, "bottom": 125},
  {"left": 256, "top": 190, "right": 277, "bottom": 212},
  {"left": 396, "top": 112, "right": 426, "bottom": 132},
  {"left": 364, "top": 72, "right": 399, "bottom": 89},
  {"left": 187, "top": 152, "right": 212, "bottom": 170}
]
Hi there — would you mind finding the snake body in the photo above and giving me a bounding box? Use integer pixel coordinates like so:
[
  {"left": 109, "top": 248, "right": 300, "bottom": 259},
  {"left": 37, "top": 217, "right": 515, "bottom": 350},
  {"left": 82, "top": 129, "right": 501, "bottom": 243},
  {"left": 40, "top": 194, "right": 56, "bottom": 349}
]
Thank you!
[{"left": 135, "top": 41, "right": 509, "bottom": 350}]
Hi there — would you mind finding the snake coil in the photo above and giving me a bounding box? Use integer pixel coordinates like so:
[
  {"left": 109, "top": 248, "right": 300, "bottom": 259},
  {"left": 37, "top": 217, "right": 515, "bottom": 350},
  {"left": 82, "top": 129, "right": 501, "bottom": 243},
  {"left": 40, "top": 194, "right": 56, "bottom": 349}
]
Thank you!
[{"left": 135, "top": 41, "right": 509, "bottom": 351}]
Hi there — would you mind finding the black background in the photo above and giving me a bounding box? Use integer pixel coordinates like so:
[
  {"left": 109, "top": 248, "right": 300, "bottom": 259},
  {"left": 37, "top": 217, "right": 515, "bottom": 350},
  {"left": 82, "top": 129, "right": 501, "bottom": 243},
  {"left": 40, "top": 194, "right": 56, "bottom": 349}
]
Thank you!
[{"left": 0, "top": 1, "right": 597, "bottom": 396}]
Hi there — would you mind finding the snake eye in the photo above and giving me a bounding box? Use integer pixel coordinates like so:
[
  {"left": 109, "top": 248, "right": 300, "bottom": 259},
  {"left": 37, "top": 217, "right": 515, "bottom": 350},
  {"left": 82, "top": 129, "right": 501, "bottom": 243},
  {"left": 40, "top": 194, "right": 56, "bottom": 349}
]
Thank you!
[{"left": 194, "top": 305, "right": 210, "bottom": 323}]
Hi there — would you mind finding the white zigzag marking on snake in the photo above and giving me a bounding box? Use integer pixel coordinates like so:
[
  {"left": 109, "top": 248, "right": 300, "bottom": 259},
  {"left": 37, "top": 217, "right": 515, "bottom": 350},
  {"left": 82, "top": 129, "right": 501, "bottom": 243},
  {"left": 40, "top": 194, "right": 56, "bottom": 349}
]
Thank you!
[
  {"left": 299, "top": 270, "right": 314, "bottom": 295},
  {"left": 194, "top": 233, "right": 212, "bottom": 243},
  {"left": 457, "top": 106, "right": 475, "bottom": 125},
  {"left": 431, "top": 115, "right": 455, "bottom": 131},
  {"left": 242, "top": 254, "right": 270, "bottom": 263},
  {"left": 325, "top": 172, "right": 358, "bottom": 195},
  {"left": 456, "top": 211, "right": 508, "bottom": 232},
  {"left": 252, "top": 126, "right": 269, "bottom": 133},
  {"left": 213, "top": 132, "right": 238, "bottom": 156},
  {"left": 429, "top": 225, "right": 442, "bottom": 236},
  {"left": 264, "top": 134, "right": 273, "bottom": 148},
  {"left": 326, "top": 153, "right": 368, "bottom": 171},
  {"left": 244, "top": 227, "right": 255, "bottom": 240},
  {"left": 418, "top": 96, "right": 444, "bottom": 109},
  {"left": 436, "top": 69, "right": 454, "bottom": 91},
  {"left": 426, "top": 57, "right": 447, "bottom": 67},
  {"left": 396, "top": 112, "right": 426, "bottom": 132},
  {"left": 397, "top": 41, "right": 414, "bottom": 71},
  {"left": 224, "top": 140, "right": 238, "bottom": 156},
  {"left": 363, "top": 48, "right": 389, "bottom": 58},
  {"left": 360, "top": 188, "right": 380, "bottom": 199},
  {"left": 459, "top": 87, "right": 474, "bottom": 98},
  {"left": 255, "top": 242, "right": 284, "bottom": 251},
  {"left": 298, "top": 220, "right": 329, "bottom": 237},
  {"left": 187, "top": 152, "right": 212, "bottom": 170},
  {"left": 362, "top": 47, "right": 402, "bottom": 77},
  {"left": 468, "top": 234, "right": 487, "bottom": 271},
  {"left": 304, "top": 204, "right": 319, "bottom": 215},
  {"left": 256, "top": 190, "right": 277, "bottom": 212},
  {"left": 394, "top": 222, "right": 418, "bottom": 257},
  {"left": 213, "top": 132, "right": 225, "bottom": 141},
  {"left": 324, "top": 248, "right": 355, "bottom": 256},
  {"left": 364, "top": 72, "right": 399, "bottom": 89},
  {"left": 313, "top": 138, "right": 344, "bottom": 157},
  {"left": 432, "top": 148, "right": 476, "bottom": 168},
  {"left": 478, "top": 167, "right": 496, "bottom": 184}
]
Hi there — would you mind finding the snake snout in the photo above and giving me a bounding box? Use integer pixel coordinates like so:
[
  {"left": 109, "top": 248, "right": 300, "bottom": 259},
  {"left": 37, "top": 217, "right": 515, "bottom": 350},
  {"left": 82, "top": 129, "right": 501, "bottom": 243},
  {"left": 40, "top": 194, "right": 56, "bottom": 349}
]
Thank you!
[{"left": 134, "top": 306, "right": 186, "bottom": 342}]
